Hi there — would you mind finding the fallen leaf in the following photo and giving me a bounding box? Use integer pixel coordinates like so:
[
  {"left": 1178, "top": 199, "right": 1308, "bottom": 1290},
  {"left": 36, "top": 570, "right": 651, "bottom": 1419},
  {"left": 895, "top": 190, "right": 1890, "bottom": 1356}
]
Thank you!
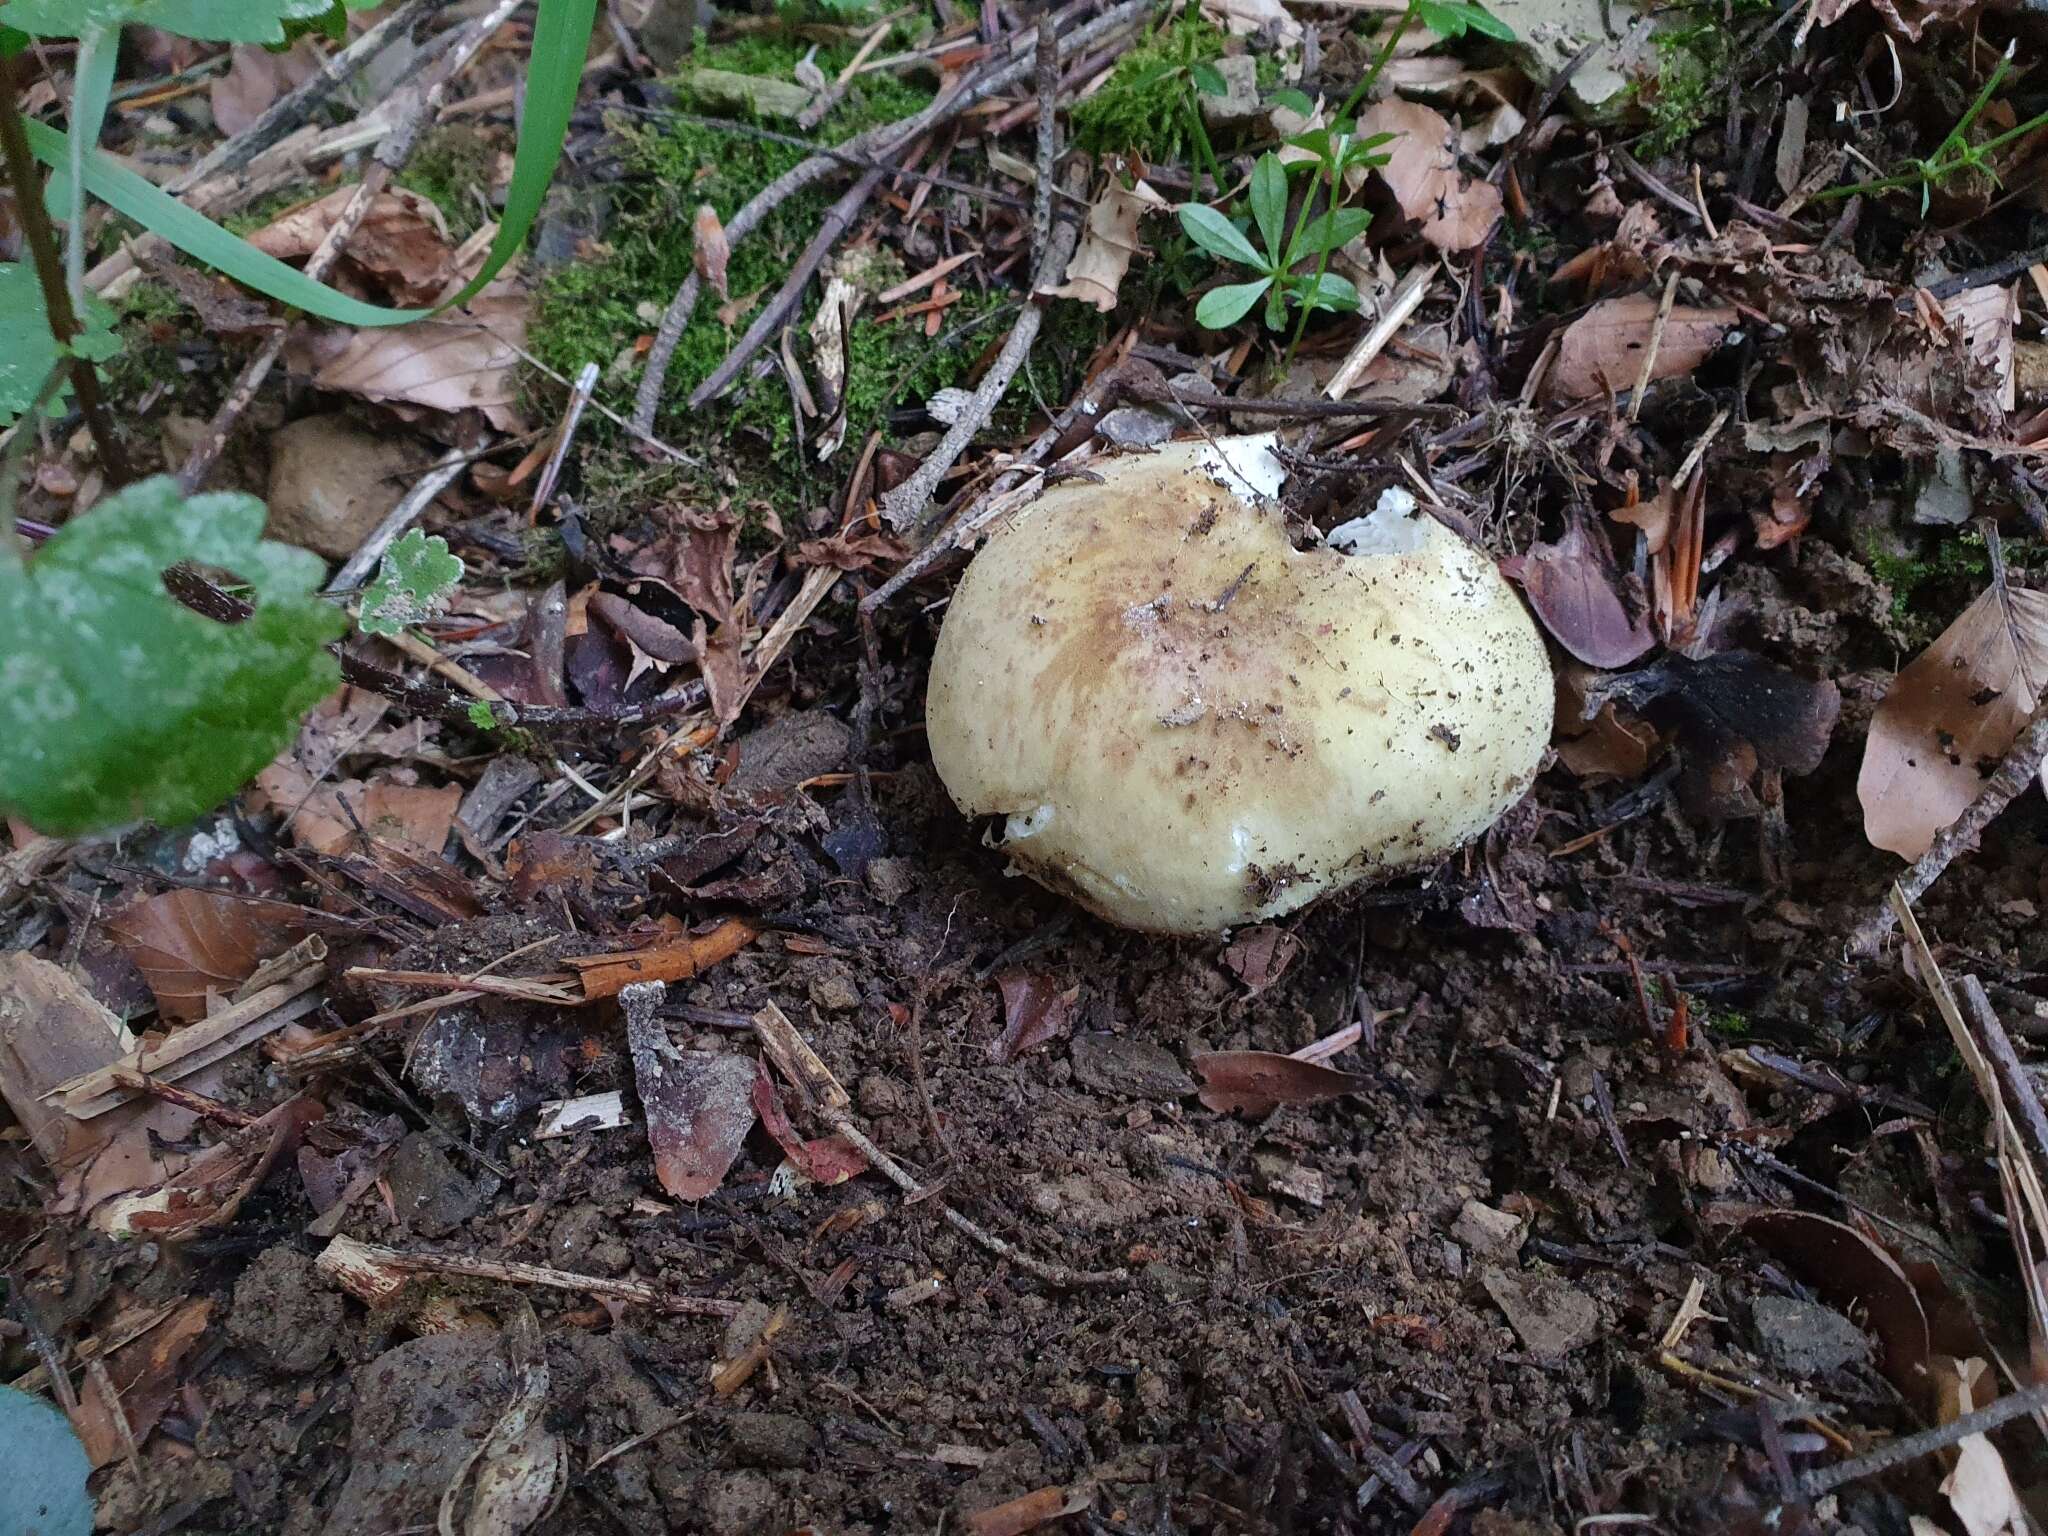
[
  {"left": 967, "top": 1482, "right": 1096, "bottom": 1536},
  {"left": 692, "top": 203, "right": 730, "bottom": 304},
  {"left": 1944, "top": 282, "right": 2018, "bottom": 415},
  {"left": 622, "top": 985, "right": 756, "bottom": 1201},
  {"left": 210, "top": 39, "right": 322, "bottom": 137},
  {"left": 1358, "top": 99, "right": 1502, "bottom": 254},
  {"left": 1193, "top": 1050, "right": 1368, "bottom": 1116},
  {"left": 1858, "top": 570, "right": 2048, "bottom": 858},
  {"left": 1737, "top": 1207, "right": 1930, "bottom": 1395},
  {"left": 1554, "top": 667, "right": 1657, "bottom": 782},
  {"left": 106, "top": 890, "right": 308, "bottom": 1022},
  {"left": 990, "top": 971, "right": 1076, "bottom": 1063},
  {"left": 566, "top": 917, "right": 760, "bottom": 1000},
  {"left": 70, "top": 1298, "right": 212, "bottom": 1468},
  {"left": 1544, "top": 293, "right": 1739, "bottom": 403},
  {"left": 751, "top": 1063, "right": 866, "bottom": 1184},
  {"left": 1041, "top": 179, "right": 1167, "bottom": 312},
  {"left": 505, "top": 831, "right": 602, "bottom": 901},
  {"left": 253, "top": 766, "right": 461, "bottom": 858},
  {"left": 1220, "top": 926, "right": 1303, "bottom": 994},
  {"left": 1503, "top": 504, "right": 1656, "bottom": 668},
  {"left": 284, "top": 293, "right": 530, "bottom": 432},
  {"left": 248, "top": 186, "right": 453, "bottom": 308}
]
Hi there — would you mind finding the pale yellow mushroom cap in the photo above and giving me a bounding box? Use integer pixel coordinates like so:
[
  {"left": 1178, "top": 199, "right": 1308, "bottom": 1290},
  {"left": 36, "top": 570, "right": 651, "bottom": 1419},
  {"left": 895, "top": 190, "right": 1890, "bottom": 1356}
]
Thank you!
[{"left": 925, "top": 434, "right": 1553, "bottom": 934}]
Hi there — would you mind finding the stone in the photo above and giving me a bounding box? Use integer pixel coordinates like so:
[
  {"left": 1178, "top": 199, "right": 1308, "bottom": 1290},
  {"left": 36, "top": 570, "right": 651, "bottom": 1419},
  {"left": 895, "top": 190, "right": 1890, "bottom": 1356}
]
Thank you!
[
  {"left": 728, "top": 1412, "right": 812, "bottom": 1469},
  {"left": 1070, "top": 1033, "right": 1194, "bottom": 1099},
  {"left": 266, "top": 415, "right": 432, "bottom": 562},
  {"left": 1198, "top": 54, "right": 1261, "bottom": 125},
  {"left": 703, "top": 1469, "right": 781, "bottom": 1536},
  {"left": 318, "top": 1331, "right": 508, "bottom": 1536},
  {"left": 728, "top": 710, "right": 851, "bottom": 800},
  {"left": 1751, "top": 1295, "right": 1870, "bottom": 1377},
  {"left": 805, "top": 961, "right": 862, "bottom": 1014},
  {"left": 1481, "top": 1267, "right": 1601, "bottom": 1359},
  {"left": 864, "top": 857, "right": 917, "bottom": 906},
  {"left": 384, "top": 1132, "right": 482, "bottom": 1239},
  {"left": 227, "top": 1245, "right": 342, "bottom": 1375},
  {"left": 1452, "top": 1199, "right": 1525, "bottom": 1258}
]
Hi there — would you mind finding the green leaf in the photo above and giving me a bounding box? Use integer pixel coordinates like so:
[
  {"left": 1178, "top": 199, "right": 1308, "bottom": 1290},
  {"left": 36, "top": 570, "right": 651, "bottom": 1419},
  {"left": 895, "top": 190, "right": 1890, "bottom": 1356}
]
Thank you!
[
  {"left": 3, "top": 0, "right": 332, "bottom": 42},
  {"left": 1194, "top": 277, "right": 1271, "bottom": 328},
  {"left": 0, "top": 1386, "right": 92, "bottom": 1536},
  {"left": 1269, "top": 87, "right": 1315, "bottom": 116},
  {"left": 0, "top": 476, "right": 345, "bottom": 836},
  {"left": 1296, "top": 271, "right": 1361, "bottom": 314},
  {"left": 359, "top": 530, "right": 464, "bottom": 637},
  {"left": 0, "top": 263, "right": 121, "bottom": 428},
  {"left": 1414, "top": 0, "right": 1468, "bottom": 37},
  {"left": 18, "top": 0, "right": 598, "bottom": 325},
  {"left": 1264, "top": 280, "right": 1288, "bottom": 330},
  {"left": 1178, "top": 203, "right": 1265, "bottom": 270},
  {"left": 1189, "top": 61, "right": 1228, "bottom": 97},
  {"left": 1248, "top": 153, "right": 1288, "bottom": 266},
  {"left": 1460, "top": 2, "right": 1518, "bottom": 40},
  {"left": 1287, "top": 207, "right": 1372, "bottom": 262},
  {"left": 467, "top": 699, "right": 500, "bottom": 732},
  {"left": 44, "top": 26, "right": 118, "bottom": 222}
]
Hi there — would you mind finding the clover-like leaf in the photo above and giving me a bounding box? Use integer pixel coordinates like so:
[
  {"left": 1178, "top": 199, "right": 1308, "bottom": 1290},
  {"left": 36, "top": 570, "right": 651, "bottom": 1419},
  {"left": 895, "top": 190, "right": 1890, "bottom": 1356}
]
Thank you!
[
  {"left": 1178, "top": 204, "right": 1266, "bottom": 270},
  {"left": 4, "top": 0, "right": 338, "bottom": 43},
  {"left": 0, "top": 476, "right": 346, "bottom": 836},
  {"left": 359, "top": 530, "right": 464, "bottom": 637},
  {"left": 0, "top": 263, "right": 121, "bottom": 428},
  {"left": 1248, "top": 153, "right": 1289, "bottom": 267},
  {"left": 1194, "top": 277, "right": 1272, "bottom": 328}
]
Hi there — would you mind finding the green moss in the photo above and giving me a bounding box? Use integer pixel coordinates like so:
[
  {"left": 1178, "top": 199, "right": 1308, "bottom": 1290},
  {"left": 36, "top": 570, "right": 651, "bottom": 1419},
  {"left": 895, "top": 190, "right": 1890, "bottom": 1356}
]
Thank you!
[
  {"left": 1070, "top": 10, "right": 1227, "bottom": 164},
  {"left": 98, "top": 279, "right": 188, "bottom": 402},
  {"left": 1640, "top": 21, "right": 1725, "bottom": 155},
  {"left": 396, "top": 124, "right": 498, "bottom": 241},
  {"left": 1865, "top": 529, "right": 2038, "bottom": 645}
]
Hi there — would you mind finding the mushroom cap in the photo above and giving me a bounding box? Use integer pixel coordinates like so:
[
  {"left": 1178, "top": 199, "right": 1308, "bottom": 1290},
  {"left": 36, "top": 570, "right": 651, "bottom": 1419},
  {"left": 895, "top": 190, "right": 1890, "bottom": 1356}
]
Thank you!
[{"left": 925, "top": 434, "right": 1553, "bottom": 934}]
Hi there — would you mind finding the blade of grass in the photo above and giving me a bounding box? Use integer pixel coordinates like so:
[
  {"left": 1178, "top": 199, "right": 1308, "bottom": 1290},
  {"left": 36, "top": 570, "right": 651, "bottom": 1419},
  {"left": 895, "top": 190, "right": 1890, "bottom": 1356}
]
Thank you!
[{"left": 63, "top": 26, "right": 117, "bottom": 309}]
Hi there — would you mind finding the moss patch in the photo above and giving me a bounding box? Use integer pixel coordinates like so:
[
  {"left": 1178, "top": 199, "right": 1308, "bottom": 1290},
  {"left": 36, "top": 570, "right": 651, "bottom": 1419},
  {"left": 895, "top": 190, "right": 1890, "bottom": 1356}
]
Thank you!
[
  {"left": 396, "top": 124, "right": 500, "bottom": 240},
  {"left": 1070, "top": 10, "right": 1227, "bottom": 165}
]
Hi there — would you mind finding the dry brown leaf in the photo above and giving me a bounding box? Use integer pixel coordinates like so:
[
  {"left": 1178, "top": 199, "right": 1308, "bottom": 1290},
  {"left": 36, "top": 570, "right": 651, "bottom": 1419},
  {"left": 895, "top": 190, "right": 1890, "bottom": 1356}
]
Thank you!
[
  {"left": 1737, "top": 1207, "right": 1930, "bottom": 1394},
  {"left": 211, "top": 41, "right": 322, "bottom": 137},
  {"left": 1945, "top": 282, "right": 2018, "bottom": 414},
  {"left": 249, "top": 187, "right": 453, "bottom": 308},
  {"left": 1193, "top": 1050, "right": 1368, "bottom": 1116},
  {"left": 105, "top": 890, "right": 308, "bottom": 1022},
  {"left": 70, "top": 1297, "right": 212, "bottom": 1468},
  {"left": 1543, "top": 293, "right": 1738, "bottom": 402},
  {"left": 1358, "top": 98, "right": 1502, "bottom": 253},
  {"left": 692, "top": 203, "right": 731, "bottom": 304},
  {"left": 1220, "top": 926, "right": 1303, "bottom": 993},
  {"left": 1040, "top": 179, "right": 1167, "bottom": 312},
  {"left": 751, "top": 1063, "right": 866, "bottom": 1184},
  {"left": 622, "top": 986, "right": 755, "bottom": 1201},
  {"left": 1857, "top": 573, "right": 2048, "bottom": 859},
  {"left": 1503, "top": 505, "right": 1655, "bottom": 668},
  {"left": 253, "top": 763, "right": 461, "bottom": 857},
  {"left": 284, "top": 293, "right": 530, "bottom": 432},
  {"left": 990, "top": 970, "right": 1076, "bottom": 1063}
]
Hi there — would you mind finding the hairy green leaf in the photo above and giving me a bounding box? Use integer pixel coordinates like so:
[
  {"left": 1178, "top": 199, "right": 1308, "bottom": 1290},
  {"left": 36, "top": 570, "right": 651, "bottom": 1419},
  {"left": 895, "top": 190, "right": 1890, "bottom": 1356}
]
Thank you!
[
  {"left": 359, "top": 530, "right": 464, "bottom": 637},
  {"left": 0, "top": 263, "right": 121, "bottom": 428},
  {"left": 1178, "top": 203, "right": 1265, "bottom": 270},
  {"left": 0, "top": 477, "right": 345, "bottom": 836},
  {"left": 1248, "top": 153, "right": 1288, "bottom": 267},
  {"left": 1194, "top": 277, "right": 1271, "bottom": 328}
]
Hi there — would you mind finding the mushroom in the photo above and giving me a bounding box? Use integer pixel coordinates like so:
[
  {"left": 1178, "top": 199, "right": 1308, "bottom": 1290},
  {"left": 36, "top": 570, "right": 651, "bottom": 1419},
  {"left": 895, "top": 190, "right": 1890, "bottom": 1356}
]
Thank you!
[{"left": 924, "top": 433, "right": 1552, "bottom": 934}]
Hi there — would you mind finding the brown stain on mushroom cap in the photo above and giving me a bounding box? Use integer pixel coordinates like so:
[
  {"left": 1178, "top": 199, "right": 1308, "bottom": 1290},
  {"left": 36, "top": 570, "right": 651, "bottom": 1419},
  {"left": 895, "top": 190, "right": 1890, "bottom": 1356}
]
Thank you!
[{"left": 925, "top": 437, "right": 1553, "bottom": 934}]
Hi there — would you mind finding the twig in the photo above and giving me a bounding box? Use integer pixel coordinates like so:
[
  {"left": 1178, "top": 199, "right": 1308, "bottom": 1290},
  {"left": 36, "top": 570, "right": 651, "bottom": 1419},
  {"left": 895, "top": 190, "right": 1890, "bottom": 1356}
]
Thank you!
[
  {"left": 1799, "top": 1383, "right": 2048, "bottom": 1498},
  {"left": 1326, "top": 264, "right": 1432, "bottom": 400},
  {"left": 530, "top": 361, "right": 600, "bottom": 519},
  {"left": 1628, "top": 270, "right": 1680, "bottom": 424},
  {"left": 327, "top": 447, "right": 471, "bottom": 593},
  {"left": 876, "top": 154, "right": 1084, "bottom": 530},
  {"left": 175, "top": 0, "right": 524, "bottom": 493},
  {"left": 316, "top": 1233, "right": 744, "bottom": 1317},
  {"left": 0, "top": 53, "right": 134, "bottom": 484},
  {"left": 1961, "top": 975, "right": 2048, "bottom": 1198},
  {"left": 1847, "top": 706, "right": 2048, "bottom": 957},
  {"left": 630, "top": 0, "right": 1151, "bottom": 433},
  {"left": 1030, "top": 15, "right": 1057, "bottom": 269},
  {"left": 687, "top": 164, "right": 889, "bottom": 409}
]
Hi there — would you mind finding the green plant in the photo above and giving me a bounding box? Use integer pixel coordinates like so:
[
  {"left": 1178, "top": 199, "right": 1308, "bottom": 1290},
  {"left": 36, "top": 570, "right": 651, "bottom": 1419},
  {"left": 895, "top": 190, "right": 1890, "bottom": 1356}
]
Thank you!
[
  {"left": 1070, "top": 11, "right": 1229, "bottom": 183},
  {"left": 1179, "top": 153, "right": 1369, "bottom": 340},
  {"left": 359, "top": 530, "right": 464, "bottom": 637},
  {"left": 1816, "top": 45, "right": 2048, "bottom": 211}
]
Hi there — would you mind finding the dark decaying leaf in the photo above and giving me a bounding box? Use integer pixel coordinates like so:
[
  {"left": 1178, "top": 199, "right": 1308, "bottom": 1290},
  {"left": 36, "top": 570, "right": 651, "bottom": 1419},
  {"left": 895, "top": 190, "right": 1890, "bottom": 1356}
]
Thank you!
[
  {"left": 990, "top": 971, "right": 1077, "bottom": 1063},
  {"left": 622, "top": 983, "right": 756, "bottom": 1200},
  {"left": 1194, "top": 1051, "right": 1370, "bottom": 1116},
  {"left": 70, "top": 1297, "right": 212, "bottom": 1469},
  {"left": 751, "top": 1064, "right": 867, "bottom": 1185},
  {"left": 505, "top": 831, "right": 602, "bottom": 902},
  {"left": 1221, "top": 926, "right": 1304, "bottom": 994},
  {"left": 1735, "top": 1207, "right": 1930, "bottom": 1396},
  {"left": 105, "top": 890, "right": 309, "bottom": 1022},
  {"left": 1503, "top": 504, "right": 1655, "bottom": 668},
  {"left": 1588, "top": 651, "right": 1839, "bottom": 819}
]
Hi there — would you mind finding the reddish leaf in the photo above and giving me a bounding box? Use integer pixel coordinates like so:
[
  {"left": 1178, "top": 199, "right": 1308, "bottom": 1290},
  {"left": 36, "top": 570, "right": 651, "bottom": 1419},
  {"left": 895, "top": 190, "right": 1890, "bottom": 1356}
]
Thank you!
[
  {"left": 990, "top": 971, "right": 1076, "bottom": 1064},
  {"left": 1738, "top": 1207, "right": 1930, "bottom": 1395},
  {"left": 751, "top": 1064, "right": 867, "bottom": 1185},
  {"left": 623, "top": 987, "right": 755, "bottom": 1201},
  {"left": 105, "top": 890, "right": 308, "bottom": 1022},
  {"left": 1193, "top": 1051, "right": 1368, "bottom": 1117},
  {"left": 1504, "top": 506, "right": 1655, "bottom": 669},
  {"left": 1220, "top": 926, "right": 1303, "bottom": 994}
]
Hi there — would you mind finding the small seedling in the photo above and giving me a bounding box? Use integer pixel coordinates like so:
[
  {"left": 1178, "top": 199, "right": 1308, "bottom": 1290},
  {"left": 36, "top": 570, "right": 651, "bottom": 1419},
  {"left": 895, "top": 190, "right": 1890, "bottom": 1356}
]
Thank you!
[
  {"left": 1179, "top": 154, "right": 1370, "bottom": 336},
  {"left": 359, "top": 530, "right": 465, "bottom": 638}
]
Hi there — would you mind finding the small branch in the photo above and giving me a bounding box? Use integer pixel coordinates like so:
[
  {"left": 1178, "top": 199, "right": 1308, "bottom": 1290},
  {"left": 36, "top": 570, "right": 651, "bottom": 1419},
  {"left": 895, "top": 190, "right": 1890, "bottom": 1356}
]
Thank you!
[
  {"left": 1030, "top": 15, "right": 1056, "bottom": 268},
  {"left": 630, "top": 0, "right": 1151, "bottom": 434},
  {"left": 1799, "top": 1383, "right": 2048, "bottom": 1499},
  {"left": 316, "top": 1234, "right": 744, "bottom": 1318},
  {"left": 176, "top": 0, "right": 524, "bottom": 493},
  {"left": 0, "top": 53, "right": 134, "bottom": 484},
  {"left": 1847, "top": 706, "right": 2048, "bottom": 957}
]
